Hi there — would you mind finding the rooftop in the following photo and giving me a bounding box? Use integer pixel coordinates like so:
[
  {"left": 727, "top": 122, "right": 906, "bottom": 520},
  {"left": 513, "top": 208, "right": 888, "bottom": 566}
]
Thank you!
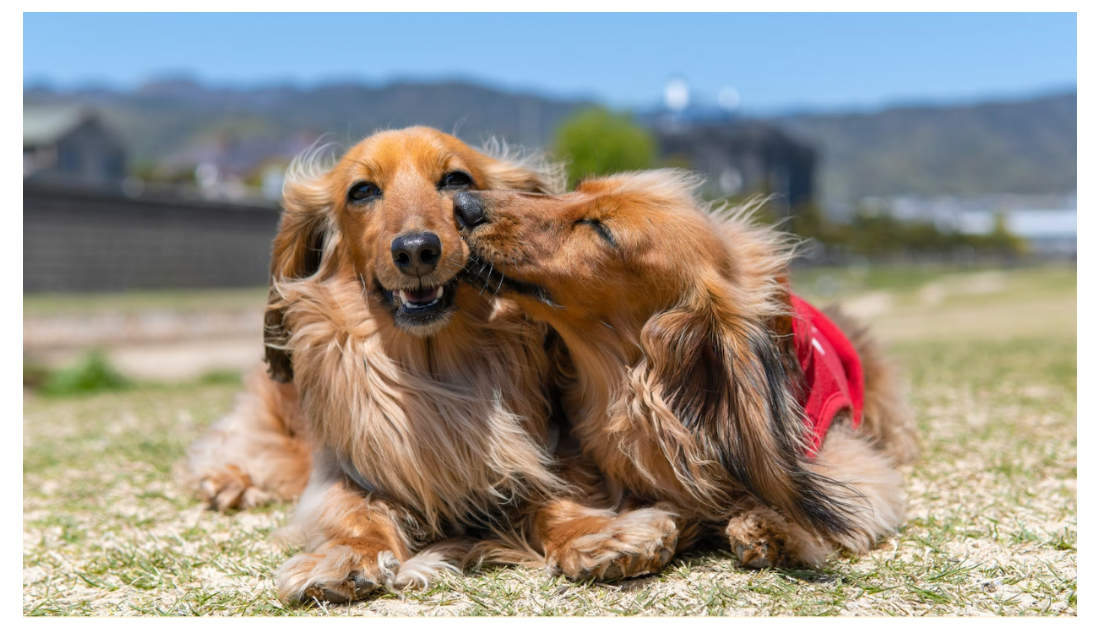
[{"left": 23, "top": 104, "right": 90, "bottom": 148}]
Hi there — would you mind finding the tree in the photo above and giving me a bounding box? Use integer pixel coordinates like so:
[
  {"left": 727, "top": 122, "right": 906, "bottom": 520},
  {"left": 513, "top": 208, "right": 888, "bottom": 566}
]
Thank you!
[{"left": 553, "top": 108, "right": 656, "bottom": 188}]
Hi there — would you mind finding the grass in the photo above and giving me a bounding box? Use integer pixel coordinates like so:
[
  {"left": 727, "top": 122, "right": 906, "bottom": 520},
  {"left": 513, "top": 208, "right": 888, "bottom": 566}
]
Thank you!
[
  {"left": 33, "top": 351, "right": 132, "bottom": 398},
  {"left": 23, "top": 287, "right": 268, "bottom": 318},
  {"left": 22, "top": 265, "right": 1076, "bottom": 616}
]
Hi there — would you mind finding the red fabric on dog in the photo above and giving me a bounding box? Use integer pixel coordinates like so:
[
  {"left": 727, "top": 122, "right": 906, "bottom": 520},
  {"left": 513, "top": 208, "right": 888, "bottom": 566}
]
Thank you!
[{"left": 790, "top": 294, "right": 864, "bottom": 456}]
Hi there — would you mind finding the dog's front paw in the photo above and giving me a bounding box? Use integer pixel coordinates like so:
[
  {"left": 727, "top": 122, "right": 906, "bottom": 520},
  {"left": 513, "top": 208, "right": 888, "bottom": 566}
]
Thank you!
[
  {"left": 551, "top": 506, "right": 678, "bottom": 581},
  {"left": 276, "top": 540, "right": 401, "bottom": 605},
  {"left": 725, "top": 509, "right": 791, "bottom": 569},
  {"left": 197, "top": 465, "right": 274, "bottom": 512},
  {"left": 725, "top": 503, "right": 834, "bottom": 569}
]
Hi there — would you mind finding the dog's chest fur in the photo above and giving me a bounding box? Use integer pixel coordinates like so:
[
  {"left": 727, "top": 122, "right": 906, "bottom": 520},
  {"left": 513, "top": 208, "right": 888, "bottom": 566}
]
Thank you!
[{"left": 279, "top": 278, "right": 560, "bottom": 534}]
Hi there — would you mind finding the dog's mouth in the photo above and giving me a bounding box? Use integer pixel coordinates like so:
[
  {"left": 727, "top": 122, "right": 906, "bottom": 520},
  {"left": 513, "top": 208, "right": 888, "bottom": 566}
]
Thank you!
[
  {"left": 460, "top": 253, "right": 560, "bottom": 308},
  {"left": 375, "top": 278, "right": 459, "bottom": 332}
]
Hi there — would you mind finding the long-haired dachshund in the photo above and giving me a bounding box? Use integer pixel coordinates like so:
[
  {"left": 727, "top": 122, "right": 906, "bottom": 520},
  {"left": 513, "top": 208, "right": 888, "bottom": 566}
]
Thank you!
[
  {"left": 188, "top": 127, "right": 590, "bottom": 603},
  {"left": 187, "top": 129, "right": 563, "bottom": 514},
  {"left": 456, "top": 170, "right": 920, "bottom": 573}
]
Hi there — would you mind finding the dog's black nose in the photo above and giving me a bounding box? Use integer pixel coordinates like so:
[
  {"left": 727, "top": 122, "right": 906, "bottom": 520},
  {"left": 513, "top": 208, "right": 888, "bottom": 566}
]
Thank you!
[
  {"left": 391, "top": 232, "right": 442, "bottom": 276},
  {"left": 453, "top": 191, "right": 486, "bottom": 229}
]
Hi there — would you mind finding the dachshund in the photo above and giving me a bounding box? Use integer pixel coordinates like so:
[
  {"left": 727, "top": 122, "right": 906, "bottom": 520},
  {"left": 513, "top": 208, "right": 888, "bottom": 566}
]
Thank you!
[
  {"left": 455, "top": 169, "right": 919, "bottom": 575},
  {"left": 189, "top": 127, "right": 584, "bottom": 603},
  {"left": 189, "top": 130, "right": 683, "bottom": 603},
  {"left": 187, "top": 128, "right": 563, "bottom": 515}
]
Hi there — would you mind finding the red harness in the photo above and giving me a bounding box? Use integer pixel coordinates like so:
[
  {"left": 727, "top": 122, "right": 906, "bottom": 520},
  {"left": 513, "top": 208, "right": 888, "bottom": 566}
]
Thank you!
[{"left": 790, "top": 294, "right": 864, "bottom": 456}]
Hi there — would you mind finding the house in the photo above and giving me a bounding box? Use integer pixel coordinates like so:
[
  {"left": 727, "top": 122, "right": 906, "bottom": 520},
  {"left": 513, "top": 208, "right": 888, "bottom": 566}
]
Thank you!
[
  {"left": 655, "top": 119, "right": 817, "bottom": 212},
  {"left": 159, "top": 130, "right": 321, "bottom": 201},
  {"left": 24, "top": 105, "right": 127, "bottom": 188}
]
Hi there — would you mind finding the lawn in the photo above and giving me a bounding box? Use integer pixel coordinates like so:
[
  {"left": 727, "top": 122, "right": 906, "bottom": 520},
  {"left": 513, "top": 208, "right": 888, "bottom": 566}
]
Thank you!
[{"left": 22, "top": 265, "right": 1077, "bottom": 616}]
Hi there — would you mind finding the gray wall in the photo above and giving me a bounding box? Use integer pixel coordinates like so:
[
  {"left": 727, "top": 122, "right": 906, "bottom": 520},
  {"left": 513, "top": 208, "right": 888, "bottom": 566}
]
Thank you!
[{"left": 24, "top": 184, "right": 281, "bottom": 292}]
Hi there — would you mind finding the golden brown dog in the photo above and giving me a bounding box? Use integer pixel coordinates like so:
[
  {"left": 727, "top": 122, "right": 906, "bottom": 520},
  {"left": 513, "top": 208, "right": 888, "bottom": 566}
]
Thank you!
[
  {"left": 188, "top": 128, "right": 565, "bottom": 514},
  {"left": 456, "top": 170, "right": 919, "bottom": 573},
  {"left": 187, "top": 129, "right": 681, "bottom": 604},
  {"left": 188, "top": 127, "right": 568, "bottom": 604}
]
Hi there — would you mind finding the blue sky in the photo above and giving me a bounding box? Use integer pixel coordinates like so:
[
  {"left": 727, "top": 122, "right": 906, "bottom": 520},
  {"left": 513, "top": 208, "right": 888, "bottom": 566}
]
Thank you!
[{"left": 24, "top": 13, "right": 1076, "bottom": 113}]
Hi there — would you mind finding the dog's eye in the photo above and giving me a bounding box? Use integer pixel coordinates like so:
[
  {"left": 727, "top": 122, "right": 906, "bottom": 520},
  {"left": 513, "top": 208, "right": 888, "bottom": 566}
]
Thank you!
[
  {"left": 347, "top": 181, "right": 382, "bottom": 203},
  {"left": 440, "top": 171, "right": 473, "bottom": 189},
  {"left": 576, "top": 219, "right": 617, "bottom": 248}
]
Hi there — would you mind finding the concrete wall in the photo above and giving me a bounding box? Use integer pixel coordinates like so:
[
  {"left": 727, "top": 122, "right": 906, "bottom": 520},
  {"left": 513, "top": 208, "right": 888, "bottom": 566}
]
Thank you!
[{"left": 24, "top": 184, "right": 281, "bottom": 292}]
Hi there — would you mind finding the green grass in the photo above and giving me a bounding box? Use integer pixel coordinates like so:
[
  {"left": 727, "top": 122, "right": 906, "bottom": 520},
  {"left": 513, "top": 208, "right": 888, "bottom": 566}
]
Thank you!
[
  {"left": 23, "top": 266, "right": 1076, "bottom": 616},
  {"left": 793, "top": 262, "right": 982, "bottom": 298},
  {"left": 34, "top": 351, "right": 131, "bottom": 398},
  {"left": 23, "top": 287, "right": 268, "bottom": 318}
]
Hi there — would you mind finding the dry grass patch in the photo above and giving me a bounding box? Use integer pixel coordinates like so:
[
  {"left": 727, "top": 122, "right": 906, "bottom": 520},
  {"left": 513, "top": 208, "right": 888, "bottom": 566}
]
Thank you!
[{"left": 23, "top": 267, "right": 1076, "bottom": 616}]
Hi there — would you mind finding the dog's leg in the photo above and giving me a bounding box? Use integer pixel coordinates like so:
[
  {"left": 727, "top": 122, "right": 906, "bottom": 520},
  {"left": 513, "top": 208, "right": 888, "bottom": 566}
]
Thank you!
[
  {"left": 725, "top": 496, "right": 832, "bottom": 568},
  {"left": 274, "top": 460, "right": 416, "bottom": 605},
  {"left": 529, "top": 457, "right": 681, "bottom": 582},
  {"left": 533, "top": 497, "right": 680, "bottom": 581},
  {"left": 187, "top": 365, "right": 311, "bottom": 511},
  {"left": 726, "top": 425, "right": 907, "bottom": 568}
]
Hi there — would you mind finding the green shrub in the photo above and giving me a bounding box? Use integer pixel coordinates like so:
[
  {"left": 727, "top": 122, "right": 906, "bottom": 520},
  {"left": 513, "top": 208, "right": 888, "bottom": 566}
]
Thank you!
[
  {"left": 553, "top": 108, "right": 656, "bottom": 187},
  {"left": 39, "top": 351, "right": 130, "bottom": 398}
]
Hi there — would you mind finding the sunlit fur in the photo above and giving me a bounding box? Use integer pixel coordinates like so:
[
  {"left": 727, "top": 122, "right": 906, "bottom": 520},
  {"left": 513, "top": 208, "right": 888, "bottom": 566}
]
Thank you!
[
  {"left": 460, "top": 170, "right": 919, "bottom": 568},
  {"left": 272, "top": 274, "right": 562, "bottom": 535},
  {"left": 187, "top": 365, "right": 311, "bottom": 511},
  {"left": 187, "top": 127, "right": 605, "bottom": 605}
]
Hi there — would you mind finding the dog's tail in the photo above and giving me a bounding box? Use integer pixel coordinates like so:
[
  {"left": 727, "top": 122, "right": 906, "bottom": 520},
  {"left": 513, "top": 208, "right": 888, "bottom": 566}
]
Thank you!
[{"left": 642, "top": 292, "right": 860, "bottom": 540}]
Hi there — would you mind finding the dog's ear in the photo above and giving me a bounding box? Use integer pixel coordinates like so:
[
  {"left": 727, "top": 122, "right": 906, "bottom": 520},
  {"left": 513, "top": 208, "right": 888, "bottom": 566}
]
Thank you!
[
  {"left": 264, "top": 166, "right": 332, "bottom": 383},
  {"left": 640, "top": 283, "right": 855, "bottom": 538},
  {"left": 478, "top": 144, "right": 567, "bottom": 194}
]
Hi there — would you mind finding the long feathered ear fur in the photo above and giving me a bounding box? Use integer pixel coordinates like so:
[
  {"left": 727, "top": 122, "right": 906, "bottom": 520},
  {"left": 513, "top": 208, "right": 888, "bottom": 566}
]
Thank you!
[
  {"left": 640, "top": 274, "right": 858, "bottom": 539},
  {"left": 264, "top": 149, "right": 336, "bottom": 383}
]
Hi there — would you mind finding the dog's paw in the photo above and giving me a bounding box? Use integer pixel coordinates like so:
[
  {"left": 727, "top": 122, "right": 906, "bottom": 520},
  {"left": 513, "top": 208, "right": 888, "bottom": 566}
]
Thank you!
[
  {"left": 197, "top": 465, "right": 274, "bottom": 512},
  {"left": 725, "top": 503, "right": 835, "bottom": 569},
  {"left": 276, "top": 540, "right": 401, "bottom": 605},
  {"left": 551, "top": 506, "right": 678, "bottom": 581},
  {"left": 725, "top": 509, "right": 790, "bottom": 569}
]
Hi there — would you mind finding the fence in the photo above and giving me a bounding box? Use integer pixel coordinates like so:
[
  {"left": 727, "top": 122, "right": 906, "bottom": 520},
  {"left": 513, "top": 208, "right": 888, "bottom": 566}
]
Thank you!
[{"left": 24, "top": 184, "right": 281, "bottom": 292}]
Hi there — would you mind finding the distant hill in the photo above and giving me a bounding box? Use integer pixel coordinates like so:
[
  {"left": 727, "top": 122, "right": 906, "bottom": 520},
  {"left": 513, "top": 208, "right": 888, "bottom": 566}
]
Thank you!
[
  {"left": 779, "top": 92, "right": 1077, "bottom": 206},
  {"left": 23, "top": 79, "right": 593, "bottom": 168},
  {"left": 24, "top": 81, "right": 1076, "bottom": 205}
]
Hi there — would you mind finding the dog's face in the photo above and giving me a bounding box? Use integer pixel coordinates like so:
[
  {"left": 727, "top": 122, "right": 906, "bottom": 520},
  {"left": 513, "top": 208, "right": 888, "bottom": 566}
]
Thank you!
[
  {"left": 265, "top": 126, "right": 561, "bottom": 381},
  {"left": 458, "top": 171, "right": 732, "bottom": 332},
  {"left": 325, "top": 129, "right": 492, "bottom": 333}
]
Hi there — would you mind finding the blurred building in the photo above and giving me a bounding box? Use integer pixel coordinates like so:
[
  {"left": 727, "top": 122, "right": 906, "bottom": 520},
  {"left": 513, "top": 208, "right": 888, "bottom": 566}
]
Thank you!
[
  {"left": 160, "top": 130, "right": 321, "bottom": 202},
  {"left": 23, "top": 105, "right": 284, "bottom": 292},
  {"left": 23, "top": 105, "right": 127, "bottom": 188},
  {"left": 643, "top": 79, "right": 817, "bottom": 211},
  {"left": 867, "top": 192, "right": 1077, "bottom": 259},
  {"left": 655, "top": 121, "right": 816, "bottom": 211}
]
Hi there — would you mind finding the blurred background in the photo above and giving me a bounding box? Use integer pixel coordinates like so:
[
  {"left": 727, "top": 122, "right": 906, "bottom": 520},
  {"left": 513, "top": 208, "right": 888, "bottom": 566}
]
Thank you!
[{"left": 23, "top": 12, "right": 1077, "bottom": 392}]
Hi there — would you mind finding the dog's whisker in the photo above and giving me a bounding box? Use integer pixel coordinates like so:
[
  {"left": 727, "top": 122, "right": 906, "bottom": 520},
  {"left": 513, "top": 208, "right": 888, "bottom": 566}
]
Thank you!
[{"left": 493, "top": 264, "right": 506, "bottom": 297}]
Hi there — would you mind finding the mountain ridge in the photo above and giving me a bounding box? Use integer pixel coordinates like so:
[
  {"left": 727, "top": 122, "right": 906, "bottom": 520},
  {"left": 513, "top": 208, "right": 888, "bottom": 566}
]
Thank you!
[{"left": 24, "top": 81, "right": 1076, "bottom": 205}]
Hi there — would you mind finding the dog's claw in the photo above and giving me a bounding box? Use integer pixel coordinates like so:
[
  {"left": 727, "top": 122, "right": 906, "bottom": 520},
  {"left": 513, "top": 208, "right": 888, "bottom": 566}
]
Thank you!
[
  {"left": 602, "top": 563, "right": 624, "bottom": 580},
  {"left": 305, "top": 585, "right": 350, "bottom": 605},
  {"left": 351, "top": 572, "right": 378, "bottom": 597}
]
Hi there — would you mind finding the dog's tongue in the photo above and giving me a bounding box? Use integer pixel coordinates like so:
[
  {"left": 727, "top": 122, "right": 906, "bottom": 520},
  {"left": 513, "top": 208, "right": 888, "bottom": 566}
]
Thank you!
[
  {"left": 406, "top": 287, "right": 437, "bottom": 303},
  {"left": 395, "top": 286, "right": 447, "bottom": 306}
]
